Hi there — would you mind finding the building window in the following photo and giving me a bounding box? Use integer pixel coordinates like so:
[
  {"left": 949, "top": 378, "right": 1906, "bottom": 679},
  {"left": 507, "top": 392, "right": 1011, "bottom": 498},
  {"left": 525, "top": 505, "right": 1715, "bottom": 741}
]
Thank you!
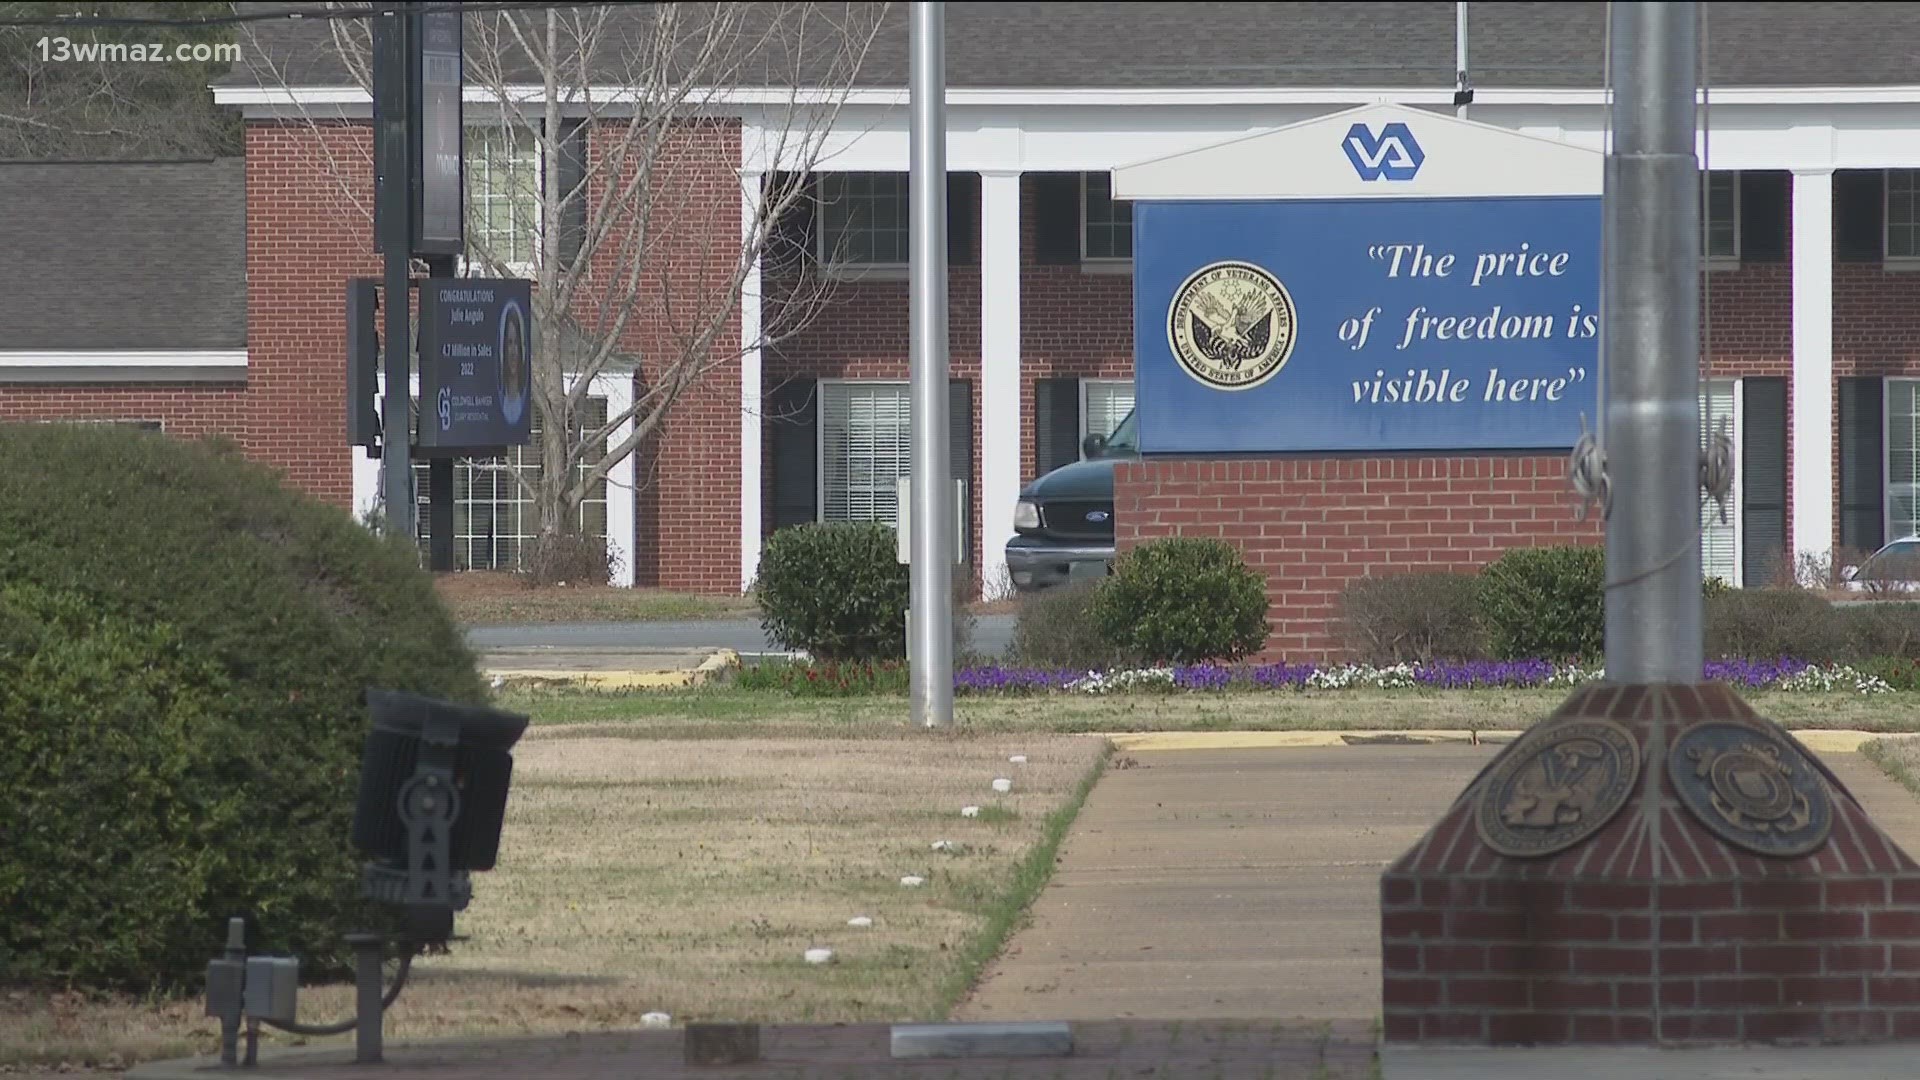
[
  {"left": 1081, "top": 379, "right": 1134, "bottom": 452},
  {"left": 1889, "top": 171, "right": 1920, "bottom": 260},
  {"left": 1888, "top": 380, "right": 1920, "bottom": 540},
  {"left": 1699, "top": 379, "right": 1739, "bottom": 586},
  {"left": 467, "top": 123, "right": 540, "bottom": 268},
  {"left": 1705, "top": 172, "right": 1739, "bottom": 263},
  {"left": 412, "top": 395, "right": 609, "bottom": 571},
  {"left": 819, "top": 381, "right": 910, "bottom": 526},
  {"left": 1081, "top": 172, "right": 1132, "bottom": 261},
  {"left": 818, "top": 172, "right": 909, "bottom": 267}
]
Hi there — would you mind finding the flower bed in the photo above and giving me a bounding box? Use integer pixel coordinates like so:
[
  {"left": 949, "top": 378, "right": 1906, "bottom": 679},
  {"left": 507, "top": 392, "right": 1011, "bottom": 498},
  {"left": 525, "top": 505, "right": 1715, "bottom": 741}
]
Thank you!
[{"left": 741, "top": 657, "right": 1896, "bottom": 696}]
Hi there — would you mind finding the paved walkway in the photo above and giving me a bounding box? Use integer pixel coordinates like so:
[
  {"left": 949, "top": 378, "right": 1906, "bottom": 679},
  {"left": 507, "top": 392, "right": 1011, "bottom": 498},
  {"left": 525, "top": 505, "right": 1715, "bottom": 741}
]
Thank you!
[{"left": 955, "top": 745, "right": 1493, "bottom": 1023}]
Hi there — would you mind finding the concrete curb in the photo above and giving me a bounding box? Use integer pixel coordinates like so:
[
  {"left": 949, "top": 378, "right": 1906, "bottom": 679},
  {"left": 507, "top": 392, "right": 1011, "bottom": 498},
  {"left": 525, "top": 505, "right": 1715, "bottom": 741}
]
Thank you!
[
  {"left": 1103, "top": 729, "right": 1886, "bottom": 753},
  {"left": 488, "top": 649, "right": 740, "bottom": 690}
]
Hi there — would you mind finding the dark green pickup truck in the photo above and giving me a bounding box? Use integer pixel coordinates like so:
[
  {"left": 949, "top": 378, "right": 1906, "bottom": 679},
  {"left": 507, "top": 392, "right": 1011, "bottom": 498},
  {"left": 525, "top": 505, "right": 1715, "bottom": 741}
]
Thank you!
[{"left": 1005, "top": 407, "right": 1137, "bottom": 592}]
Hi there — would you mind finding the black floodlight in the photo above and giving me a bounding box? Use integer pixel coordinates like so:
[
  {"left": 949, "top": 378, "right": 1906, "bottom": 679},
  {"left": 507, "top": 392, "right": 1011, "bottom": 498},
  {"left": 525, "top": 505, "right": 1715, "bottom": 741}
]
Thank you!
[{"left": 352, "top": 689, "right": 528, "bottom": 941}]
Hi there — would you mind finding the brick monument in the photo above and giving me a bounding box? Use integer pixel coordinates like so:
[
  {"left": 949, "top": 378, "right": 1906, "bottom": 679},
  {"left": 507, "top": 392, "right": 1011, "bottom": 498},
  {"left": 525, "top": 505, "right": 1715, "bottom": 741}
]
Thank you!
[{"left": 1382, "top": 2, "right": 1920, "bottom": 1047}]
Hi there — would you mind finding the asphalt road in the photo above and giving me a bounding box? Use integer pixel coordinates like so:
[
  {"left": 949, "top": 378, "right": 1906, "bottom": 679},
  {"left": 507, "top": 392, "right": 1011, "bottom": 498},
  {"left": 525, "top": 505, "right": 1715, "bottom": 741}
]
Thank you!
[{"left": 467, "top": 613, "right": 1018, "bottom": 660}]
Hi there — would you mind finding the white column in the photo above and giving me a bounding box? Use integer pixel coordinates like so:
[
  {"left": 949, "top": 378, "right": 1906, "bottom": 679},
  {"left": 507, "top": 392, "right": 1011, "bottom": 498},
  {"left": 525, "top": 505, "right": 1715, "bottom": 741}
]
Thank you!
[
  {"left": 739, "top": 169, "right": 765, "bottom": 593},
  {"left": 979, "top": 170, "right": 1022, "bottom": 600},
  {"left": 597, "top": 372, "right": 637, "bottom": 588},
  {"left": 1791, "top": 169, "right": 1834, "bottom": 575}
]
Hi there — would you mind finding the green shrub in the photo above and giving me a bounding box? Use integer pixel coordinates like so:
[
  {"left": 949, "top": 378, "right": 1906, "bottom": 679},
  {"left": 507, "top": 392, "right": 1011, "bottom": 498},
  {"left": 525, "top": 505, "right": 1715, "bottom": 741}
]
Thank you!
[
  {"left": 1478, "top": 545, "right": 1604, "bottom": 660},
  {"left": 1840, "top": 602, "right": 1920, "bottom": 660},
  {"left": 0, "top": 423, "right": 485, "bottom": 990},
  {"left": 1705, "top": 588, "right": 1850, "bottom": 663},
  {"left": 753, "top": 524, "right": 975, "bottom": 662},
  {"left": 1338, "top": 573, "right": 1485, "bottom": 663},
  {"left": 1092, "top": 537, "right": 1269, "bottom": 664},
  {"left": 755, "top": 523, "right": 909, "bottom": 660}
]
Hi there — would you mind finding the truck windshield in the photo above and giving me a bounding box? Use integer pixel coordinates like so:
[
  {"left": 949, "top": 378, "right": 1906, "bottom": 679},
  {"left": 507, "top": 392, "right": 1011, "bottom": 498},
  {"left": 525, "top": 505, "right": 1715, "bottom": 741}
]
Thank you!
[{"left": 1103, "top": 408, "right": 1137, "bottom": 454}]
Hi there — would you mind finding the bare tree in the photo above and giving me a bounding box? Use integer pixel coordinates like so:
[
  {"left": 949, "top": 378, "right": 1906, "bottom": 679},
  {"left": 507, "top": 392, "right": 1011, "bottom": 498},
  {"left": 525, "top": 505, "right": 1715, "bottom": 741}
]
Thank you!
[
  {"left": 1, "top": 1, "right": 243, "bottom": 159},
  {"left": 241, "top": 2, "right": 888, "bottom": 568}
]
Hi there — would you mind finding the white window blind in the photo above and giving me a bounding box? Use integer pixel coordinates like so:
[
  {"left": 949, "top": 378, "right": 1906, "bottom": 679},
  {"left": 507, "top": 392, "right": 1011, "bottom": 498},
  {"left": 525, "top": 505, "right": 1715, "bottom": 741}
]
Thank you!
[
  {"left": 1700, "top": 380, "right": 1738, "bottom": 586},
  {"left": 820, "top": 382, "right": 912, "bottom": 526},
  {"left": 1082, "top": 380, "right": 1135, "bottom": 448},
  {"left": 1889, "top": 380, "right": 1920, "bottom": 541}
]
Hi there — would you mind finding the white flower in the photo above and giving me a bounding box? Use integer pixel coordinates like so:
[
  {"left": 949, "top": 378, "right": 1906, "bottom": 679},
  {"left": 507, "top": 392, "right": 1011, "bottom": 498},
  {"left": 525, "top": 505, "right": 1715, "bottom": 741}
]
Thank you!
[
  {"left": 960, "top": 806, "right": 980, "bottom": 818},
  {"left": 900, "top": 875, "right": 926, "bottom": 887},
  {"left": 804, "top": 948, "right": 834, "bottom": 964},
  {"left": 991, "top": 778, "right": 1013, "bottom": 793},
  {"left": 848, "top": 916, "right": 873, "bottom": 928}
]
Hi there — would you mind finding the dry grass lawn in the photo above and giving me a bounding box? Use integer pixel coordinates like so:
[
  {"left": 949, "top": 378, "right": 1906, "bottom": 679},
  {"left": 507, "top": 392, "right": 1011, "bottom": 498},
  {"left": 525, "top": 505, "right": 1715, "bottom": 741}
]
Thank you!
[
  {"left": 0, "top": 733, "right": 1107, "bottom": 1072},
  {"left": 434, "top": 571, "right": 758, "bottom": 625},
  {"left": 501, "top": 686, "right": 1920, "bottom": 737}
]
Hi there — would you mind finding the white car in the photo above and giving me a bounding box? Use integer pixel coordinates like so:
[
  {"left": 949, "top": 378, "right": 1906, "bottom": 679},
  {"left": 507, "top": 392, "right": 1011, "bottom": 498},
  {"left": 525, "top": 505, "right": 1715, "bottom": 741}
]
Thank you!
[{"left": 1841, "top": 536, "right": 1920, "bottom": 593}]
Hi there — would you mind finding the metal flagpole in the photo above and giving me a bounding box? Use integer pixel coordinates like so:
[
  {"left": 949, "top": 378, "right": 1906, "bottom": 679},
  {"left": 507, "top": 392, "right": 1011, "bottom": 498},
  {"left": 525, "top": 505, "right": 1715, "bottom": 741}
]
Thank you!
[
  {"left": 908, "top": 1, "right": 954, "bottom": 729},
  {"left": 1603, "top": 1, "right": 1702, "bottom": 682},
  {"left": 1454, "top": 2, "right": 1470, "bottom": 119}
]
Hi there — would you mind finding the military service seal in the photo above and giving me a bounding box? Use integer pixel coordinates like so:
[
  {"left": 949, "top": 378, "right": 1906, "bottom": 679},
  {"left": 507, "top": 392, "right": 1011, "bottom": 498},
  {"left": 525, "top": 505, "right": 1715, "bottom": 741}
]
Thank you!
[
  {"left": 1475, "top": 719, "right": 1640, "bottom": 858},
  {"left": 1166, "top": 261, "right": 1297, "bottom": 391},
  {"left": 1668, "top": 722, "right": 1832, "bottom": 858}
]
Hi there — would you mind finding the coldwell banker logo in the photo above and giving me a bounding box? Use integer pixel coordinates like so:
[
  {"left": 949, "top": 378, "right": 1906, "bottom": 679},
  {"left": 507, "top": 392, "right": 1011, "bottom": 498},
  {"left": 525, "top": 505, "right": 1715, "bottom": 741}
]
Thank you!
[{"left": 1343, "top": 122, "right": 1424, "bottom": 181}]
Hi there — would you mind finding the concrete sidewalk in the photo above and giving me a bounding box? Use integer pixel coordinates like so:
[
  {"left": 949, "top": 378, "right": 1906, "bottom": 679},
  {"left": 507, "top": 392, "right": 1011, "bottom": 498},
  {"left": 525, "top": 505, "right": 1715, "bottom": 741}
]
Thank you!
[{"left": 956, "top": 744, "right": 1493, "bottom": 1023}]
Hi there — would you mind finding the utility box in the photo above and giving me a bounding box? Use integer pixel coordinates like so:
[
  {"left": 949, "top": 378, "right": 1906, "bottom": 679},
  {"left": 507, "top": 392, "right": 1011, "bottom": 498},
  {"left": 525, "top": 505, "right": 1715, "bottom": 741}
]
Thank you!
[
  {"left": 894, "top": 477, "right": 968, "bottom": 565},
  {"left": 243, "top": 956, "right": 300, "bottom": 1023}
]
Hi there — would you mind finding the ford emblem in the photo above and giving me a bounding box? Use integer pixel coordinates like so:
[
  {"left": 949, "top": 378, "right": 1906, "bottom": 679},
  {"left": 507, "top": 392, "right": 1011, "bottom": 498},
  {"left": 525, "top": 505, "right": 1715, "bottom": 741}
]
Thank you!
[{"left": 1085, "top": 510, "right": 1111, "bottom": 523}]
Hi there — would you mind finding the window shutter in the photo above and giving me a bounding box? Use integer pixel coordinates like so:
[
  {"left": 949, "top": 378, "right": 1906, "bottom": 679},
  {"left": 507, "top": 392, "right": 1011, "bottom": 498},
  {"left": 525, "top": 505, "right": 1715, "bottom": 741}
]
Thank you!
[
  {"left": 766, "top": 377, "right": 818, "bottom": 530},
  {"left": 1033, "top": 173, "right": 1081, "bottom": 265},
  {"left": 557, "top": 119, "right": 587, "bottom": 271},
  {"left": 947, "top": 172, "right": 978, "bottom": 266},
  {"left": 1741, "top": 377, "right": 1788, "bottom": 587},
  {"left": 1034, "top": 377, "right": 1081, "bottom": 477},
  {"left": 1834, "top": 170, "right": 1885, "bottom": 263},
  {"left": 950, "top": 377, "right": 973, "bottom": 563},
  {"left": 1738, "top": 171, "right": 1788, "bottom": 263},
  {"left": 767, "top": 172, "right": 818, "bottom": 275},
  {"left": 1699, "top": 382, "right": 1738, "bottom": 585},
  {"left": 1841, "top": 377, "right": 1887, "bottom": 553}
]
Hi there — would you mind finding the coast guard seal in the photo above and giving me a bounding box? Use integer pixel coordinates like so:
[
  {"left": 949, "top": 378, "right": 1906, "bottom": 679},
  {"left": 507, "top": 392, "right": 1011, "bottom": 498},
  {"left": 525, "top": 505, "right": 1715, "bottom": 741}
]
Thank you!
[
  {"left": 1668, "top": 722, "right": 1832, "bottom": 858},
  {"left": 1167, "top": 261, "right": 1297, "bottom": 391}
]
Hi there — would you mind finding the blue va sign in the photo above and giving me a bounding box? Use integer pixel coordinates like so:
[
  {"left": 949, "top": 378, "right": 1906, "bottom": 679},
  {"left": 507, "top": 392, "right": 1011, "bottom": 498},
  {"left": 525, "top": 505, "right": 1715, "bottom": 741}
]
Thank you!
[{"left": 1343, "top": 122, "right": 1424, "bottom": 181}]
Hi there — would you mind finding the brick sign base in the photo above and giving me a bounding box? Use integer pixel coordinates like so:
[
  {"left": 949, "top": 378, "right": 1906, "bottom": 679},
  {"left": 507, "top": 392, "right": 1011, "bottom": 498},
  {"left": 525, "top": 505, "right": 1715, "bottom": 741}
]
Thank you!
[{"left": 1382, "top": 683, "right": 1920, "bottom": 1045}]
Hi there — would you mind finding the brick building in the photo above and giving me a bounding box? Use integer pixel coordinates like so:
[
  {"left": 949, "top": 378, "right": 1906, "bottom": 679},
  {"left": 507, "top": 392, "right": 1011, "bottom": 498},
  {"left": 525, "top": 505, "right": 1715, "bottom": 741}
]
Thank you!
[{"left": 12, "top": 3, "right": 1920, "bottom": 658}]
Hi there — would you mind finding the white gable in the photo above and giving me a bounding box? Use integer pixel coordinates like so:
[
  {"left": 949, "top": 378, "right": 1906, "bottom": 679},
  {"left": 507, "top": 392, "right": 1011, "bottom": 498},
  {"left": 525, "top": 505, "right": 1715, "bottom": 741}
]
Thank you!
[{"left": 1111, "top": 102, "right": 1603, "bottom": 201}]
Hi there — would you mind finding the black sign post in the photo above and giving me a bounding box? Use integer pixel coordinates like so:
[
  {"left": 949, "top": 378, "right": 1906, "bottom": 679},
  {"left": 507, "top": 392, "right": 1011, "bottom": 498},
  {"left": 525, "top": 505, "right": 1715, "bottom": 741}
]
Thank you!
[{"left": 371, "top": 7, "right": 415, "bottom": 547}]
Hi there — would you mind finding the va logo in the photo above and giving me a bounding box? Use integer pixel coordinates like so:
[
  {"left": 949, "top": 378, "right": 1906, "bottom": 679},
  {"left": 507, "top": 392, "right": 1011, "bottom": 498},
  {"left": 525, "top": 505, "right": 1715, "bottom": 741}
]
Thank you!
[{"left": 1342, "top": 122, "right": 1424, "bottom": 181}]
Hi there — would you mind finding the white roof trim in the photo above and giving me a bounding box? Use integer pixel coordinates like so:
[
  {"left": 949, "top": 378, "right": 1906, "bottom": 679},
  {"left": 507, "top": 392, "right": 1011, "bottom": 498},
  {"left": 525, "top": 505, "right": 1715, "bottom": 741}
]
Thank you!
[
  {"left": 1113, "top": 102, "right": 1602, "bottom": 201},
  {"left": 0, "top": 350, "right": 247, "bottom": 384},
  {"left": 211, "top": 83, "right": 1920, "bottom": 110}
]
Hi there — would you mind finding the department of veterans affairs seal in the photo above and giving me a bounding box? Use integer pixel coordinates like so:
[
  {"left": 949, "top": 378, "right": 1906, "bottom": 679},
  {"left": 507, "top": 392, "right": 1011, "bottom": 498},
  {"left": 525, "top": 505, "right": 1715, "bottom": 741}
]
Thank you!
[
  {"left": 1167, "top": 261, "right": 1297, "bottom": 391},
  {"left": 1475, "top": 719, "right": 1640, "bottom": 858},
  {"left": 1669, "top": 722, "right": 1833, "bottom": 858}
]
